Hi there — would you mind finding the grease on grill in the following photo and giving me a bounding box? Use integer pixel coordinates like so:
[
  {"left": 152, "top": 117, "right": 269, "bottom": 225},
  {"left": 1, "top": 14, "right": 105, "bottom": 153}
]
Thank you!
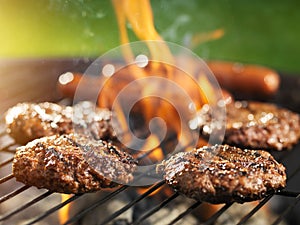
[
  {"left": 158, "top": 145, "right": 286, "bottom": 204},
  {"left": 198, "top": 101, "right": 300, "bottom": 151},
  {"left": 5, "top": 101, "right": 119, "bottom": 144},
  {"left": 12, "top": 133, "right": 137, "bottom": 193}
]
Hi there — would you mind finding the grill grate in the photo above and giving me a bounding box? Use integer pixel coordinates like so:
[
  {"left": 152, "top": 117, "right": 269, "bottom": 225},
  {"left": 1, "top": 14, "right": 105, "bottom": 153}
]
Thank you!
[
  {"left": 0, "top": 126, "right": 300, "bottom": 225},
  {"left": 1, "top": 72, "right": 300, "bottom": 224}
]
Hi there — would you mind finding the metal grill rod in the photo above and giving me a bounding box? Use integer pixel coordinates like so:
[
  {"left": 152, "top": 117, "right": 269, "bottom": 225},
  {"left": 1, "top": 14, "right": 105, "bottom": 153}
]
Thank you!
[
  {"left": 237, "top": 194, "right": 273, "bottom": 225},
  {"left": 64, "top": 137, "right": 194, "bottom": 224},
  {"left": 0, "top": 173, "right": 14, "bottom": 184},
  {"left": 0, "top": 185, "right": 29, "bottom": 204},
  {"left": 0, "top": 143, "right": 16, "bottom": 152},
  {"left": 0, "top": 132, "right": 16, "bottom": 146},
  {"left": 202, "top": 203, "right": 233, "bottom": 225},
  {"left": 1, "top": 117, "right": 300, "bottom": 225},
  {"left": 98, "top": 181, "right": 165, "bottom": 225},
  {"left": 272, "top": 194, "right": 300, "bottom": 225},
  {"left": 277, "top": 190, "right": 300, "bottom": 197},
  {"left": 131, "top": 192, "right": 179, "bottom": 225},
  {"left": 234, "top": 149, "right": 300, "bottom": 225},
  {"left": 167, "top": 200, "right": 202, "bottom": 225},
  {"left": 25, "top": 194, "right": 83, "bottom": 225},
  {"left": 204, "top": 143, "right": 296, "bottom": 225},
  {"left": 287, "top": 162, "right": 300, "bottom": 181},
  {"left": 0, "top": 128, "right": 170, "bottom": 224},
  {"left": 0, "top": 158, "right": 14, "bottom": 168},
  {"left": 0, "top": 191, "right": 53, "bottom": 221},
  {"left": 63, "top": 185, "right": 128, "bottom": 225}
]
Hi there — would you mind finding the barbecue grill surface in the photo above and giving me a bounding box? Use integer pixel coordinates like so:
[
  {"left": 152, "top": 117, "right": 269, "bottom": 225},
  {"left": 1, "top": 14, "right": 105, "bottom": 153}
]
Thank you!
[{"left": 0, "top": 59, "right": 299, "bottom": 225}]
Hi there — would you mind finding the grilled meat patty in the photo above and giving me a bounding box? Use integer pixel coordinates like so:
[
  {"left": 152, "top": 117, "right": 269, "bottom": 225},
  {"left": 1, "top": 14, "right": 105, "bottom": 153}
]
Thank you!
[
  {"left": 158, "top": 145, "right": 286, "bottom": 204},
  {"left": 13, "top": 133, "right": 137, "bottom": 193},
  {"left": 198, "top": 101, "right": 300, "bottom": 150},
  {"left": 5, "top": 101, "right": 118, "bottom": 144}
]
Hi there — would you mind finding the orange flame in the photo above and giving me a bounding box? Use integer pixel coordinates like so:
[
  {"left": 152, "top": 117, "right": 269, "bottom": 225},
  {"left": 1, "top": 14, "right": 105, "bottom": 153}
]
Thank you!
[
  {"left": 99, "top": 1, "right": 220, "bottom": 161},
  {"left": 55, "top": 2, "right": 225, "bottom": 224},
  {"left": 137, "top": 183, "right": 174, "bottom": 198},
  {"left": 189, "top": 28, "right": 225, "bottom": 49},
  {"left": 111, "top": 0, "right": 174, "bottom": 67},
  {"left": 139, "top": 134, "right": 164, "bottom": 162},
  {"left": 58, "top": 194, "right": 72, "bottom": 225}
]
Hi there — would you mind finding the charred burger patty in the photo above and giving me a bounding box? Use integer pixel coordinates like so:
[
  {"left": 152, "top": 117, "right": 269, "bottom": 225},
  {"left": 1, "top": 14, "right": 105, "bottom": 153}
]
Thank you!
[
  {"left": 159, "top": 145, "right": 286, "bottom": 204},
  {"left": 5, "top": 101, "right": 118, "bottom": 144},
  {"left": 198, "top": 101, "right": 300, "bottom": 150},
  {"left": 13, "top": 133, "right": 137, "bottom": 193}
]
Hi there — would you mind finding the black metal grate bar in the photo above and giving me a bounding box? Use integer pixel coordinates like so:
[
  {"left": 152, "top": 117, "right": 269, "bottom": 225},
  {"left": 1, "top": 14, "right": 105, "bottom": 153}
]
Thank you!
[
  {"left": 63, "top": 185, "right": 128, "bottom": 225},
  {"left": 0, "top": 191, "right": 53, "bottom": 221},
  {"left": 0, "top": 102, "right": 299, "bottom": 225},
  {"left": 236, "top": 194, "right": 273, "bottom": 225},
  {"left": 167, "top": 200, "right": 202, "bottom": 225},
  {"left": 0, "top": 185, "right": 30, "bottom": 204},
  {"left": 202, "top": 203, "right": 233, "bottom": 225},
  {"left": 131, "top": 192, "right": 179, "bottom": 225},
  {"left": 0, "top": 143, "right": 16, "bottom": 152},
  {"left": 99, "top": 181, "right": 165, "bottom": 225},
  {"left": 63, "top": 138, "right": 194, "bottom": 224},
  {"left": 1, "top": 148, "right": 17, "bottom": 154},
  {"left": 0, "top": 173, "right": 14, "bottom": 184},
  {"left": 287, "top": 162, "right": 300, "bottom": 181},
  {"left": 0, "top": 157, "right": 14, "bottom": 168},
  {"left": 276, "top": 190, "right": 300, "bottom": 198},
  {"left": 272, "top": 194, "right": 300, "bottom": 225},
  {"left": 25, "top": 194, "right": 83, "bottom": 225},
  {"left": 234, "top": 153, "right": 300, "bottom": 225}
]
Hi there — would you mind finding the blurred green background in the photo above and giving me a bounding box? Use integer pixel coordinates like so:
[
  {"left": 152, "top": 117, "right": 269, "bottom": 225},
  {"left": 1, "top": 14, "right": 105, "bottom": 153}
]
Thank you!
[{"left": 1, "top": 0, "right": 300, "bottom": 73}]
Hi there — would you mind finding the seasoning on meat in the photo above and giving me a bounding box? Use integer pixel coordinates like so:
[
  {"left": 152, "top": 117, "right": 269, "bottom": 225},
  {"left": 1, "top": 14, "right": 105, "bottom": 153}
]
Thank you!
[
  {"left": 198, "top": 101, "right": 300, "bottom": 150},
  {"left": 5, "top": 101, "right": 119, "bottom": 144},
  {"left": 13, "top": 133, "right": 137, "bottom": 193},
  {"left": 158, "top": 145, "right": 286, "bottom": 204}
]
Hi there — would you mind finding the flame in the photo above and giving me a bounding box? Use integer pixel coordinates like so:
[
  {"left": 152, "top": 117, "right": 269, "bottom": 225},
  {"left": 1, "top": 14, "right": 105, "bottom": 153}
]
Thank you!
[
  {"left": 137, "top": 184, "right": 174, "bottom": 198},
  {"left": 98, "top": 0, "right": 221, "bottom": 162},
  {"left": 58, "top": 194, "right": 72, "bottom": 225},
  {"left": 55, "top": 3, "right": 224, "bottom": 223},
  {"left": 189, "top": 28, "right": 225, "bottom": 49},
  {"left": 111, "top": 0, "right": 174, "bottom": 68},
  {"left": 139, "top": 134, "right": 164, "bottom": 162}
]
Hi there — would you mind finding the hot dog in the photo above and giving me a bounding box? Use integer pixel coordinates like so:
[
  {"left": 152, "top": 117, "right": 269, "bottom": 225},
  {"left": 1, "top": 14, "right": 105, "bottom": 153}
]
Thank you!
[
  {"left": 57, "top": 61, "right": 279, "bottom": 102},
  {"left": 207, "top": 61, "right": 280, "bottom": 98},
  {"left": 57, "top": 72, "right": 102, "bottom": 100}
]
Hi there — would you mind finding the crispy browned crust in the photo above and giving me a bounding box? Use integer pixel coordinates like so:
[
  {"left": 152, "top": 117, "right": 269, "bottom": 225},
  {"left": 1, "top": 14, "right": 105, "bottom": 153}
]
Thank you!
[
  {"left": 198, "top": 101, "right": 300, "bottom": 150},
  {"left": 225, "top": 101, "right": 300, "bottom": 150},
  {"left": 5, "top": 101, "right": 118, "bottom": 144},
  {"left": 13, "top": 133, "right": 137, "bottom": 193},
  {"left": 159, "top": 145, "right": 286, "bottom": 204}
]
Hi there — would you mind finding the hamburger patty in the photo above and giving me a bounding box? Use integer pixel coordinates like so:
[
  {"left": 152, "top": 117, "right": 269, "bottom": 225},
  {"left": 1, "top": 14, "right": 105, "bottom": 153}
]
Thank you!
[
  {"left": 5, "top": 101, "right": 118, "bottom": 144},
  {"left": 13, "top": 133, "right": 137, "bottom": 193},
  {"left": 198, "top": 101, "right": 300, "bottom": 150},
  {"left": 158, "top": 145, "right": 286, "bottom": 204}
]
